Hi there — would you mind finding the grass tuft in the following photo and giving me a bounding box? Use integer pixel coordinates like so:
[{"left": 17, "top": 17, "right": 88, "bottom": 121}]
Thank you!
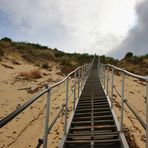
[{"left": 18, "top": 69, "right": 42, "bottom": 80}]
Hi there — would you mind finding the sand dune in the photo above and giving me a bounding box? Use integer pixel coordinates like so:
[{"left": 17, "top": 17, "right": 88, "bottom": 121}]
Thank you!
[
  {"left": 107, "top": 71, "right": 146, "bottom": 148},
  {"left": 0, "top": 58, "right": 147, "bottom": 148},
  {"left": 0, "top": 58, "right": 71, "bottom": 148}
]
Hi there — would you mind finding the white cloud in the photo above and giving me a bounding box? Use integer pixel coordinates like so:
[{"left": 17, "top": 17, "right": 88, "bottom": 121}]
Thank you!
[
  {"left": 107, "top": 0, "right": 148, "bottom": 59},
  {"left": 0, "top": 0, "right": 138, "bottom": 55}
]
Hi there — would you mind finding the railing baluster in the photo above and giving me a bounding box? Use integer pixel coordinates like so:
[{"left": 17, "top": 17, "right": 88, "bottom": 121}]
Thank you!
[
  {"left": 98, "top": 57, "right": 100, "bottom": 76},
  {"left": 101, "top": 64, "right": 103, "bottom": 82},
  {"left": 120, "top": 71, "right": 125, "bottom": 132},
  {"left": 43, "top": 87, "right": 51, "bottom": 148},
  {"left": 64, "top": 77, "right": 69, "bottom": 135},
  {"left": 111, "top": 67, "right": 114, "bottom": 108},
  {"left": 107, "top": 65, "right": 109, "bottom": 95},
  {"left": 79, "top": 68, "right": 81, "bottom": 92},
  {"left": 100, "top": 64, "right": 103, "bottom": 83},
  {"left": 73, "top": 72, "right": 76, "bottom": 111},
  {"left": 78, "top": 69, "right": 80, "bottom": 98},
  {"left": 81, "top": 67, "right": 83, "bottom": 91},
  {"left": 146, "top": 80, "right": 148, "bottom": 148},
  {"left": 104, "top": 65, "right": 106, "bottom": 89}
]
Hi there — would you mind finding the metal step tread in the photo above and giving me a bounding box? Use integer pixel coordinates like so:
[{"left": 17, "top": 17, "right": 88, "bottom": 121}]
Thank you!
[
  {"left": 74, "top": 111, "right": 112, "bottom": 116},
  {"left": 76, "top": 107, "right": 111, "bottom": 112},
  {"left": 67, "top": 133, "right": 119, "bottom": 139},
  {"left": 72, "top": 120, "right": 114, "bottom": 124},
  {"left": 65, "top": 138, "right": 121, "bottom": 143},
  {"left": 73, "top": 115, "right": 113, "bottom": 120},
  {"left": 62, "top": 61, "right": 122, "bottom": 147},
  {"left": 69, "top": 125, "right": 116, "bottom": 130},
  {"left": 68, "top": 131, "right": 119, "bottom": 136}
]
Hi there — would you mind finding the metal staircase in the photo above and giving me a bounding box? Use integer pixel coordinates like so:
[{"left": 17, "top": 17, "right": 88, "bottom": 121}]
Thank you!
[
  {"left": 63, "top": 61, "right": 122, "bottom": 148},
  {"left": 2, "top": 55, "right": 147, "bottom": 148}
]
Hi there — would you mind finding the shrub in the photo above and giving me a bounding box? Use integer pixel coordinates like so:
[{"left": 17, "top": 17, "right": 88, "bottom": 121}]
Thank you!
[
  {"left": 54, "top": 50, "right": 65, "bottom": 58},
  {"left": 124, "top": 52, "right": 133, "bottom": 59},
  {"left": 0, "top": 37, "right": 12, "bottom": 42},
  {"left": 0, "top": 48, "right": 4, "bottom": 57},
  {"left": 42, "top": 62, "right": 49, "bottom": 69},
  {"left": 18, "top": 69, "right": 42, "bottom": 80}
]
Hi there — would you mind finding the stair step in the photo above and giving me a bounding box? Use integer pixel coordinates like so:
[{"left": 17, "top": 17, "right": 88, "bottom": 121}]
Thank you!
[
  {"left": 74, "top": 111, "right": 112, "bottom": 116},
  {"left": 69, "top": 125, "right": 116, "bottom": 131},
  {"left": 76, "top": 107, "right": 110, "bottom": 112},
  {"left": 76, "top": 104, "right": 109, "bottom": 109},
  {"left": 77, "top": 102, "right": 108, "bottom": 107},
  {"left": 68, "top": 131, "right": 119, "bottom": 136},
  {"left": 65, "top": 139, "right": 120, "bottom": 144},
  {"left": 73, "top": 115, "right": 113, "bottom": 120},
  {"left": 67, "top": 133, "right": 119, "bottom": 140},
  {"left": 72, "top": 120, "right": 114, "bottom": 125},
  {"left": 79, "top": 99, "right": 107, "bottom": 103}
]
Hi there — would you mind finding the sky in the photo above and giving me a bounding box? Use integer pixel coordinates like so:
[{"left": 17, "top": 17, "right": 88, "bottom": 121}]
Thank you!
[{"left": 0, "top": 0, "right": 147, "bottom": 59}]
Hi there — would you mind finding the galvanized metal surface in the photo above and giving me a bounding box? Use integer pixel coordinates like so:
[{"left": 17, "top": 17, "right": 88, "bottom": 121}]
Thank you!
[
  {"left": 62, "top": 61, "right": 123, "bottom": 148},
  {"left": 101, "top": 61, "right": 148, "bottom": 148},
  {"left": 43, "top": 88, "right": 51, "bottom": 148},
  {"left": 1, "top": 55, "right": 147, "bottom": 148}
]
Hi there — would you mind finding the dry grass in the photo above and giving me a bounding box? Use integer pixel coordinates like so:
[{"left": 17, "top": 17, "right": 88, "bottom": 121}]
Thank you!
[{"left": 18, "top": 69, "right": 42, "bottom": 80}]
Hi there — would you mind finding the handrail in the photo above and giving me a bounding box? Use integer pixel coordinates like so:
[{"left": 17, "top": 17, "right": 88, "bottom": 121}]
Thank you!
[
  {"left": 0, "top": 64, "right": 90, "bottom": 129},
  {"left": 108, "top": 64, "right": 148, "bottom": 80},
  {"left": 113, "top": 85, "right": 146, "bottom": 130},
  {"left": 50, "top": 64, "right": 87, "bottom": 89},
  {"left": 99, "top": 61, "right": 148, "bottom": 148},
  {"left": 36, "top": 105, "right": 65, "bottom": 148},
  {"left": 0, "top": 55, "right": 94, "bottom": 148},
  {"left": 125, "top": 100, "right": 146, "bottom": 129},
  {"left": 0, "top": 88, "right": 48, "bottom": 128}
]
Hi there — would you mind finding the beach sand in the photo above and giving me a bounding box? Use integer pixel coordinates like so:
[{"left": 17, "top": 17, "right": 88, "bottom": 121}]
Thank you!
[
  {"left": 0, "top": 57, "right": 73, "bottom": 148},
  {"left": 107, "top": 71, "right": 146, "bottom": 148},
  {"left": 0, "top": 58, "right": 146, "bottom": 148}
]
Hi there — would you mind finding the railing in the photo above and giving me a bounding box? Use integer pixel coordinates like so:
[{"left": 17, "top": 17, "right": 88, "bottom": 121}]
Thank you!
[
  {"left": 98, "top": 61, "right": 148, "bottom": 148},
  {"left": 0, "top": 57, "right": 95, "bottom": 148}
]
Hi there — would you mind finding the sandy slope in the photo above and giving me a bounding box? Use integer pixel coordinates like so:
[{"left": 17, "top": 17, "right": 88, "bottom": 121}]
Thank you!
[
  {"left": 0, "top": 58, "right": 147, "bottom": 148},
  {"left": 0, "top": 58, "right": 74, "bottom": 148},
  {"left": 107, "top": 71, "right": 146, "bottom": 148}
]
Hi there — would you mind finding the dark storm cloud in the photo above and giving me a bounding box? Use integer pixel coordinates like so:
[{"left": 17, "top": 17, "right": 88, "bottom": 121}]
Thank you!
[{"left": 108, "top": 0, "right": 148, "bottom": 59}]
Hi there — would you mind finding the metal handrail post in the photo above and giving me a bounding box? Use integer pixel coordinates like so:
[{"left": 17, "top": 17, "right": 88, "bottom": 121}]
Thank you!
[
  {"left": 81, "top": 67, "right": 83, "bottom": 91},
  {"left": 64, "top": 77, "right": 69, "bottom": 135},
  {"left": 107, "top": 65, "right": 109, "bottom": 95},
  {"left": 104, "top": 66, "right": 106, "bottom": 89},
  {"left": 146, "top": 80, "right": 148, "bottom": 148},
  {"left": 83, "top": 66, "right": 85, "bottom": 87},
  {"left": 111, "top": 67, "right": 114, "bottom": 108},
  {"left": 120, "top": 71, "right": 125, "bottom": 132},
  {"left": 73, "top": 71, "right": 76, "bottom": 111},
  {"left": 80, "top": 68, "right": 82, "bottom": 92},
  {"left": 101, "top": 65, "right": 103, "bottom": 82},
  {"left": 98, "top": 56, "right": 99, "bottom": 76},
  {"left": 78, "top": 69, "right": 80, "bottom": 98},
  {"left": 100, "top": 64, "right": 103, "bottom": 83},
  {"left": 43, "top": 87, "right": 51, "bottom": 148}
]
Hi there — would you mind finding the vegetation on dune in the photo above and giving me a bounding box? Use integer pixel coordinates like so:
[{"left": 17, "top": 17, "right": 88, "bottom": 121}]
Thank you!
[
  {"left": 18, "top": 69, "right": 42, "bottom": 80},
  {"left": 0, "top": 37, "right": 93, "bottom": 74},
  {"left": 100, "top": 52, "right": 148, "bottom": 75},
  {"left": 0, "top": 46, "right": 4, "bottom": 57},
  {"left": 0, "top": 37, "right": 147, "bottom": 75},
  {"left": 0, "top": 37, "right": 12, "bottom": 42},
  {"left": 100, "top": 55, "right": 118, "bottom": 65},
  {"left": 117, "top": 52, "right": 148, "bottom": 75}
]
